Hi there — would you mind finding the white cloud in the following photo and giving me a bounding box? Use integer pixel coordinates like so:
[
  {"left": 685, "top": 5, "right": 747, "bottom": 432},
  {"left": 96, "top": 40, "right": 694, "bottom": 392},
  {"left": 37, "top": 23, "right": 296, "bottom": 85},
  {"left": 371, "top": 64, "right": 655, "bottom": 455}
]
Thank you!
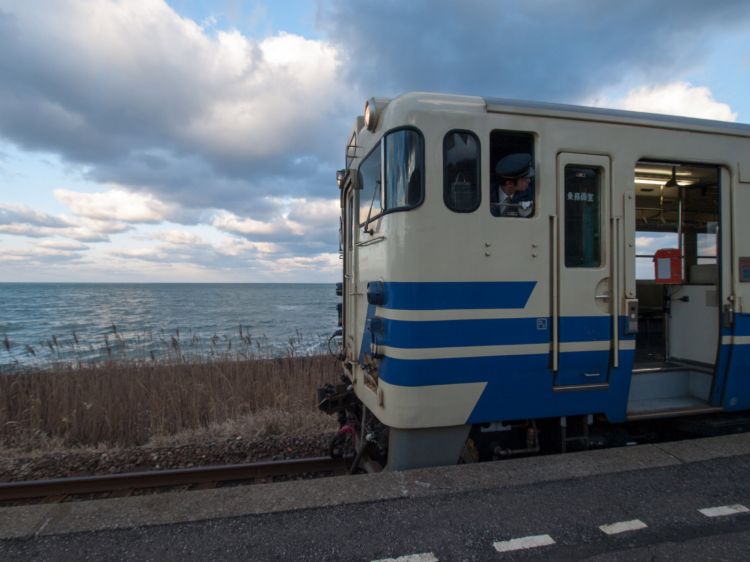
[
  {"left": 1, "top": 244, "right": 86, "bottom": 262},
  {"left": 211, "top": 209, "right": 304, "bottom": 237},
  {"left": 54, "top": 188, "right": 173, "bottom": 223},
  {"left": 636, "top": 233, "right": 679, "bottom": 253},
  {"left": 271, "top": 252, "right": 341, "bottom": 273},
  {"left": 61, "top": 219, "right": 132, "bottom": 242},
  {"left": 217, "top": 236, "right": 279, "bottom": 255},
  {"left": 182, "top": 31, "right": 343, "bottom": 159},
  {"left": 0, "top": 202, "right": 131, "bottom": 242},
  {"left": 156, "top": 229, "right": 207, "bottom": 247},
  {"left": 593, "top": 82, "right": 737, "bottom": 121},
  {"left": 285, "top": 197, "right": 340, "bottom": 227},
  {"left": 1, "top": 1, "right": 345, "bottom": 166},
  {"left": 113, "top": 247, "right": 168, "bottom": 261},
  {"left": 0, "top": 203, "right": 72, "bottom": 228},
  {"left": 38, "top": 239, "right": 88, "bottom": 251},
  {"left": 211, "top": 210, "right": 276, "bottom": 235}
]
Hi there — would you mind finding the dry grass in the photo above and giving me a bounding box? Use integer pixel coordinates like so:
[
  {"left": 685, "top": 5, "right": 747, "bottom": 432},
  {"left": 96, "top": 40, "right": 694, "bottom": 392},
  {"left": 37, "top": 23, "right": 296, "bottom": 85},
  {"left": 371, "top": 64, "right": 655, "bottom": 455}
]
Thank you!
[{"left": 0, "top": 355, "right": 341, "bottom": 451}]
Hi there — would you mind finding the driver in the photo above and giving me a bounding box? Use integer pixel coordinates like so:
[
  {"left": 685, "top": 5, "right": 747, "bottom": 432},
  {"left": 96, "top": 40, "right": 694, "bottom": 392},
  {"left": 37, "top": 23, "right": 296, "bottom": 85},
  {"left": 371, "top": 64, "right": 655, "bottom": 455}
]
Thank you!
[{"left": 493, "top": 153, "right": 535, "bottom": 217}]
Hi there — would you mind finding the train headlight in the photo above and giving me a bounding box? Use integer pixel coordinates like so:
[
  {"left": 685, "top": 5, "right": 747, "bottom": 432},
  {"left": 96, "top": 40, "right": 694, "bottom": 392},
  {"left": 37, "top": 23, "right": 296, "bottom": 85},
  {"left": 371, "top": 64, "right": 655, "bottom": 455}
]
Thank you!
[{"left": 364, "top": 97, "right": 379, "bottom": 131}]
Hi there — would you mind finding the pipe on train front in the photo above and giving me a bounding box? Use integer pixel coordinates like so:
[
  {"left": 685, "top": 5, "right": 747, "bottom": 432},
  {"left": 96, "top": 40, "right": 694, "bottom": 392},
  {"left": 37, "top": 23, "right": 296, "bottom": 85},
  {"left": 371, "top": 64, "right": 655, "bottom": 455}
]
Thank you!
[{"left": 318, "top": 380, "right": 472, "bottom": 472}]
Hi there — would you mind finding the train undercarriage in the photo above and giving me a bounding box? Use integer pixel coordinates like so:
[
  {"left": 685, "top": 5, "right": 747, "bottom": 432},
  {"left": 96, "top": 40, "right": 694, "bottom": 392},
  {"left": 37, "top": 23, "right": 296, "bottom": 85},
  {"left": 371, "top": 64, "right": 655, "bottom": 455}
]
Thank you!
[{"left": 318, "top": 379, "right": 750, "bottom": 473}]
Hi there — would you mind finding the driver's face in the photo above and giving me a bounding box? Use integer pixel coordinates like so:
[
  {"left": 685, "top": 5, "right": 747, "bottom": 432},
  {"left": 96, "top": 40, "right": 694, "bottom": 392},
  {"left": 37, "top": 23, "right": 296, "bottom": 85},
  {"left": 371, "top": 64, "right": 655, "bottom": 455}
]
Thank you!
[{"left": 515, "top": 176, "right": 531, "bottom": 192}]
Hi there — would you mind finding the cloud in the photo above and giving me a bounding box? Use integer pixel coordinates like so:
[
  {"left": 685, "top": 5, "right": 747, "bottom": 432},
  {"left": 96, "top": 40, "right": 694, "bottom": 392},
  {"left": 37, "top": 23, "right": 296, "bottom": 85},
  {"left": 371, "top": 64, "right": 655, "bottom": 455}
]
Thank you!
[
  {"left": 636, "top": 233, "right": 678, "bottom": 253},
  {"left": 593, "top": 82, "right": 737, "bottom": 121},
  {"left": 216, "top": 236, "right": 279, "bottom": 255},
  {"left": 111, "top": 247, "right": 168, "bottom": 262},
  {"left": 284, "top": 197, "right": 340, "bottom": 227},
  {"left": 54, "top": 188, "right": 174, "bottom": 222},
  {"left": 0, "top": 0, "right": 351, "bottom": 212},
  {"left": 0, "top": 244, "right": 88, "bottom": 263},
  {"left": 37, "top": 239, "right": 88, "bottom": 251},
  {"left": 211, "top": 210, "right": 278, "bottom": 236},
  {"left": 156, "top": 229, "right": 207, "bottom": 247},
  {"left": 0, "top": 203, "right": 72, "bottom": 228},
  {"left": 636, "top": 236, "right": 658, "bottom": 250},
  {"left": 269, "top": 252, "right": 341, "bottom": 273},
  {"left": 318, "top": 0, "right": 750, "bottom": 103},
  {"left": 0, "top": 202, "right": 130, "bottom": 242},
  {"left": 112, "top": 228, "right": 284, "bottom": 271},
  {"left": 211, "top": 209, "right": 304, "bottom": 237}
]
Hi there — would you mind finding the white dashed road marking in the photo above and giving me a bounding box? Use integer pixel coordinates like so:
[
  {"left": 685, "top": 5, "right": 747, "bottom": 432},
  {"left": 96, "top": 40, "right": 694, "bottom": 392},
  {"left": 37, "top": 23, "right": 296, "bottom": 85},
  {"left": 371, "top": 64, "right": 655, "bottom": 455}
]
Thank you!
[
  {"left": 372, "top": 503, "right": 749, "bottom": 561},
  {"left": 599, "top": 519, "right": 648, "bottom": 535},
  {"left": 493, "top": 534, "right": 556, "bottom": 553},
  {"left": 699, "top": 504, "right": 749, "bottom": 517},
  {"left": 372, "top": 553, "right": 439, "bottom": 562}
]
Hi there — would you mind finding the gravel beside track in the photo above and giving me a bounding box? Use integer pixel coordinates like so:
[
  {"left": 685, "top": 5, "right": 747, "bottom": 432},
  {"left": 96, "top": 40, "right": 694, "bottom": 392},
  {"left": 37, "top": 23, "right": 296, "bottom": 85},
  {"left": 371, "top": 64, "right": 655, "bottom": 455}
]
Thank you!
[{"left": 0, "top": 432, "right": 336, "bottom": 482}]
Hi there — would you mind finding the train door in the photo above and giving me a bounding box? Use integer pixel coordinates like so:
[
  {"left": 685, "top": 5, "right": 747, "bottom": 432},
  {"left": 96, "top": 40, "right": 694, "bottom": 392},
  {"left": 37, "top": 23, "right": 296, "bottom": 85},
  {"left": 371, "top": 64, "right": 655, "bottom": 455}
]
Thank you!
[
  {"left": 554, "top": 153, "right": 615, "bottom": 387},
  {"left": 713, "top": 166, "right": 734, "bottom": 405},
  {"left": 628, "top": 161, "right": 724, "bottom": 417},
  {"left": 343, "top": 181, "right": 358, "bottom": 362}
]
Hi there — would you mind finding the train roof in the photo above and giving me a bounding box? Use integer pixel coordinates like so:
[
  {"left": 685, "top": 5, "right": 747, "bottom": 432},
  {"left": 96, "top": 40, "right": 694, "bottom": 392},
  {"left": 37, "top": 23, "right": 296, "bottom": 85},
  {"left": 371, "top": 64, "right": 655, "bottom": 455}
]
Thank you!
[{"left": 380, "top": 92, "right": 750, "bottom": 139}]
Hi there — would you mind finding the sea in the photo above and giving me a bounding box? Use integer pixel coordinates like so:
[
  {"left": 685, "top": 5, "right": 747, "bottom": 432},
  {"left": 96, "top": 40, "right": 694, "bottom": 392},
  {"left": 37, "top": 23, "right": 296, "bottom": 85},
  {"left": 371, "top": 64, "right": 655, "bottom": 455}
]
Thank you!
[{"left": 0, "top": 283, "right": 339, "bottom": 372}]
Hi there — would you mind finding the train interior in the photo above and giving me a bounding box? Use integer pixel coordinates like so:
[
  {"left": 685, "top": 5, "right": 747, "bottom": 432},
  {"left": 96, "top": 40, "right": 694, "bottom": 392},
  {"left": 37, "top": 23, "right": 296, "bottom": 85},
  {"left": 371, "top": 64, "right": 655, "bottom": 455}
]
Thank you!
[{"left": 628, "top": 160, "right": 722, "bottom": 418}]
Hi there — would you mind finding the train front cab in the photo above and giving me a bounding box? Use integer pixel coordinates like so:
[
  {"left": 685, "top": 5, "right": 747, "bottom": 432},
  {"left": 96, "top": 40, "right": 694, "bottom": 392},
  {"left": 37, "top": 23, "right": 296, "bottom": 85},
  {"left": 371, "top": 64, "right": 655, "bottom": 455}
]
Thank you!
[{"left": 336, "top": 94, "right": 750, "bottom": 471}]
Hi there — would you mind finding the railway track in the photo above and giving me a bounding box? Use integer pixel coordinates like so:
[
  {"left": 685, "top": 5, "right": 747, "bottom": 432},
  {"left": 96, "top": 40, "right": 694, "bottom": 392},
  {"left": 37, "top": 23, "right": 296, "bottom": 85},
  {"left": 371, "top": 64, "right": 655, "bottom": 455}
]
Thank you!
[{"left": 0, "top": 456, "right": 348, "bottom": 505}]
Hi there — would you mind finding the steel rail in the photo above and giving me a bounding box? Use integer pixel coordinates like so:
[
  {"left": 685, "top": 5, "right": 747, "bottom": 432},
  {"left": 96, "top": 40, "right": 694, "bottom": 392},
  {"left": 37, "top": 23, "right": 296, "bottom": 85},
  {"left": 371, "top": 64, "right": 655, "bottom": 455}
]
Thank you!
[{"left": 0, "top": 456, "right": 347, "bottom": 502}]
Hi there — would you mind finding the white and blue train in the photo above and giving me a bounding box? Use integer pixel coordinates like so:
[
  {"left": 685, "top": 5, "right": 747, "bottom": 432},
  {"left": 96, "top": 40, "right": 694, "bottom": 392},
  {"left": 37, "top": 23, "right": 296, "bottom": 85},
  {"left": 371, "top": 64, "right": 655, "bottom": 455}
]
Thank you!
[{"left": 322, "top": 92, "right": 750, "bottom": 471}]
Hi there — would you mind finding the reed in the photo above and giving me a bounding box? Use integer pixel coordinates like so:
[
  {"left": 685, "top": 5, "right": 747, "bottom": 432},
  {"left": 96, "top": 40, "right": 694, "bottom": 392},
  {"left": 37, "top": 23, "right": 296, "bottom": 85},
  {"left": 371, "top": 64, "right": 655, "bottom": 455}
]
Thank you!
[
  {"left": 0, "top": 354, "right": 341, "bottom": 451},
  {"left": 0, "top": 323, "right": 326, "bottom": 373}
]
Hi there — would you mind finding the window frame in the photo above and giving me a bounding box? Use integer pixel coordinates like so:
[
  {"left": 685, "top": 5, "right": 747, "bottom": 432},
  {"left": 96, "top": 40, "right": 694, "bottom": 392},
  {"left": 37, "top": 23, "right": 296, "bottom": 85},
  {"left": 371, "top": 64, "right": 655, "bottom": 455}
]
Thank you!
[
  {"left": 489, "top": 129, "right": 537, "bottom": 219},
  {"left": 382, "top": 126, "right": 426, "bottom": 214},
  {"left": 357, "top": 126, "right": 425, "bottom": 228},
  {"left": 357, "top": 140, "right": 383, "bottom": 227},
  {"left": 563, "top": 164, "right": 603, "bottom": 268},
  {"left": 443, "top": 129, "right": 481, "bottom": 213}
]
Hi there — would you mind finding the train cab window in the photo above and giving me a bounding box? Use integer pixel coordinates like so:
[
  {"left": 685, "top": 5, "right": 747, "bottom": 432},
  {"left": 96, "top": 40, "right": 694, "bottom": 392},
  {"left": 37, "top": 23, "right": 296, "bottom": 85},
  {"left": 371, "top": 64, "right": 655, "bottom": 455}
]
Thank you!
[
  {"left": 443, "top": 131, "right": 480, "bottom": 212},
  {"left": 564, "top": 166, "right": 602, "bottom": 267},
  {"left": 384, "top": 129, "right": 424, "bottom": 210},
  {"left": 358, "top": 142, "right": 382, "bottom": 226},
  {"left": 358, "top": 130, "right": 424, "bottom": 229},
  {"left": 490, "top": 131, "right": 535, "bottom": 217}
]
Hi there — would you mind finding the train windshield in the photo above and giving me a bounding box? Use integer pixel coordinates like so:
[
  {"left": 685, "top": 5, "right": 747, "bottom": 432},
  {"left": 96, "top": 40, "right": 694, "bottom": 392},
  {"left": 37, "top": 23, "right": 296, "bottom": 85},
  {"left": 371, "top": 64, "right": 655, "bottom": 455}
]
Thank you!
[{"left": 358, "top": 129, "right": 424, "bottom": 228}]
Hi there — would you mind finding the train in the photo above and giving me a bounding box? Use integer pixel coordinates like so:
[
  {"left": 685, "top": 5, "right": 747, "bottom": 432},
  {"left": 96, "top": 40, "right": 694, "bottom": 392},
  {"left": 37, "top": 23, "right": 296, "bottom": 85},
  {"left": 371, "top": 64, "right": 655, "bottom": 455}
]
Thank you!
[{"left": 318, "top": 91, "right": 750, "bottom": 471}]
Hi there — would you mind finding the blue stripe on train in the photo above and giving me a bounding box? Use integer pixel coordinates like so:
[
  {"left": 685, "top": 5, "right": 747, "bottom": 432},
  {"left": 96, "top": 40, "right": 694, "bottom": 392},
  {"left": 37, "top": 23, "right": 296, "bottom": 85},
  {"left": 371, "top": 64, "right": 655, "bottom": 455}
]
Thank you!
[
  {"left": 723, "top": 341, "right": 750, "bottom": 411},
  {"left": 734, "top": 313, "right": 750, "bottom": 337},
  {"left": 378, "top": 351, "right": 635, "bottom": 422},
  {"left": 377, "top": 315, "right": 634, "bottom": 349},
  {"left": 379, "top": 350, "right": 632, "bottom": 387},
  {"left": 379, "top": 281, "right": 536, "bottom": 310},
  {"left": 718, "top": 313, "right": 750, "bottom": 410},
  {"left": 469, "top": 351, "right": 634, "bottom": 422}
]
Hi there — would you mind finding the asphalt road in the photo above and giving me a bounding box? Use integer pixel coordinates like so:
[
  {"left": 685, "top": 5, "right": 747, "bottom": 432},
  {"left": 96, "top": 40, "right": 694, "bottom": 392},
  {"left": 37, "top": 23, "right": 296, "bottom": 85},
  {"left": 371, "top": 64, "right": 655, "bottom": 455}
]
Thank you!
[{"left": 3, "top": 453, "right": 750, "bottom": 561}]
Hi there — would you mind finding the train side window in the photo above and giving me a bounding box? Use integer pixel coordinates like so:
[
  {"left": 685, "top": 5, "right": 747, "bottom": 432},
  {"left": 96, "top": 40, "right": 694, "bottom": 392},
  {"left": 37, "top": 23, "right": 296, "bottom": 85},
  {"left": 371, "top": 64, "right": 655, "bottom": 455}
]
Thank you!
[
  {"left": 565, "top": 165, "right": 602, "bottom": 267},
  {"left": 384, "top": 129, "right": 424, "bottom": 210},
  {"left": 358, "top": 142, "right": 382, "bottom": 226},
  {"left": 490, "top": 131, "right": 535, "bottom": 217},
  {"left": 443, "top": 131, "right": 480, "bottom": 212},
  {"left": 636, "top": 232, "right": 678, "bottom": 279}
]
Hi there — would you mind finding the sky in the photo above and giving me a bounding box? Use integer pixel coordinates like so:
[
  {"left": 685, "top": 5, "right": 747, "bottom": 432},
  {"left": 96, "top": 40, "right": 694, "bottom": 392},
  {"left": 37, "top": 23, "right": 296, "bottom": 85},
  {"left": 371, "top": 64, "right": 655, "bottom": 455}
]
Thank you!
[{"left": 1, "top": 0, "right": 749, "bottom": 283}]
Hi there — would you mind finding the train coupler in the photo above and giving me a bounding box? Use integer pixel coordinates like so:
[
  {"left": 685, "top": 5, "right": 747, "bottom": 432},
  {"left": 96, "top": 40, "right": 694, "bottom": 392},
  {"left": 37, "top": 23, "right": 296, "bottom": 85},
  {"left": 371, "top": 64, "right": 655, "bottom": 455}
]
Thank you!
[{"left": 317, "top": 382, "right": 356, "bottom": 416}]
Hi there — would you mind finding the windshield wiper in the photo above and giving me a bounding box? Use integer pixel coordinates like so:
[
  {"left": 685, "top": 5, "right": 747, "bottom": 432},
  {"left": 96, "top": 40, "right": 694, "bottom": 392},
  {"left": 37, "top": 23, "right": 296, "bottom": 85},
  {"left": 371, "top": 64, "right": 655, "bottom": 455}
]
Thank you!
[{"left": 363, "top": 180, "right": 381, "bottom": 234}]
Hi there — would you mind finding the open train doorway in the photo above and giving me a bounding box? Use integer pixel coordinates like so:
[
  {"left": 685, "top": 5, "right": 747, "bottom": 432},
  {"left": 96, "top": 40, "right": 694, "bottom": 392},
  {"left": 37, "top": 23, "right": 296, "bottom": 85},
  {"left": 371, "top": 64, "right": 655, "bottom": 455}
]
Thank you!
[{"left": 628, "top": 160, "right": 724, "bottom": 418}]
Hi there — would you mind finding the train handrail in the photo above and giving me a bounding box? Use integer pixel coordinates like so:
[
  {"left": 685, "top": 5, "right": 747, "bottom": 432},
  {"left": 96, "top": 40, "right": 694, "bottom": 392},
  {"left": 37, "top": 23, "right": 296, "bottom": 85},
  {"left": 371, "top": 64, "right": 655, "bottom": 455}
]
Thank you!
[{"left": 550, "top": 214, "right": 559, "bottom": 372}]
